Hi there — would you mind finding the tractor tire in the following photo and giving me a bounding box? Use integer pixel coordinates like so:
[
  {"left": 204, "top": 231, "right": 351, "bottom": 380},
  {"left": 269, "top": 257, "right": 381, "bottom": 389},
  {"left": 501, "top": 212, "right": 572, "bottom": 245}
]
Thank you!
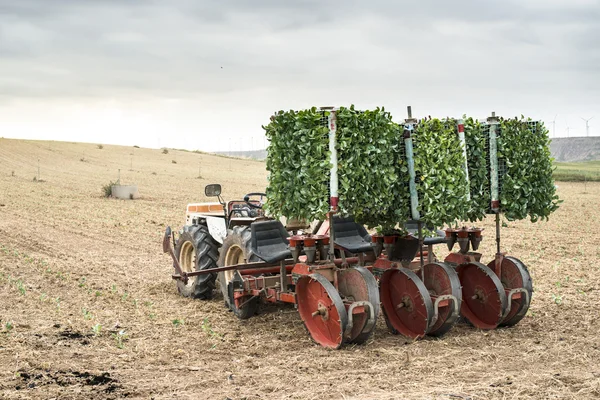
[
  {"left": 174, "top": 225, "right": 219, "bottom": 299},
  {"left": 218, "top": 226, "right": 260, "bottom": 319}
]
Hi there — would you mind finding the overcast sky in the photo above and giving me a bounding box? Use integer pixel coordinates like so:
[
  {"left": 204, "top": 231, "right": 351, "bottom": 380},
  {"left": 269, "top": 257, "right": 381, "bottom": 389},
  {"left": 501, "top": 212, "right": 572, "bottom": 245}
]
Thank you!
[{"left": 1, "top": 0, "right": 599, "bottom": 151}]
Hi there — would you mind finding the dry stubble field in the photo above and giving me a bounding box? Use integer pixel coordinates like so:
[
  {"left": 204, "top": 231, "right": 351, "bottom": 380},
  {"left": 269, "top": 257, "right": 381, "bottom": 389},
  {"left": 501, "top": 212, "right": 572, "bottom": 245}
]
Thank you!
[{"left": 0, "top": 138, "right": 599, "bottom": 400}]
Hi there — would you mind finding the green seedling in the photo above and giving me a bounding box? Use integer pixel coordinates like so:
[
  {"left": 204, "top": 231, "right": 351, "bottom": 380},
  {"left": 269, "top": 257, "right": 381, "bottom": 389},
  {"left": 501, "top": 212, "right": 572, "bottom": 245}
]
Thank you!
[{"left": 92, "top": 324, "right": 102, "bottom": 336}]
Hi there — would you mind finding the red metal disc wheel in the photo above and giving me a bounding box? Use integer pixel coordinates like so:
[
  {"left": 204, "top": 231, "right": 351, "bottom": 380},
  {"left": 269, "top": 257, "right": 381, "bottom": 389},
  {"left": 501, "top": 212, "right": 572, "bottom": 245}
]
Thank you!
[
  {"left": 456, "top": 262, "right": 507, "bottom": 330},
  {"left": 488, "top": 256, "right": 533, "bottom": 327},
  {"left": 296, "top": 273, "right": 348, "bottom": 349},
  {"left": 380, "top": 268, "right": 433, "bottom": 339},
  {"left": 337, "top": 267, "right": 380, "bottom": 344},
  {"left": 422, "top": 262, "right": 462, "bottom": 337}
]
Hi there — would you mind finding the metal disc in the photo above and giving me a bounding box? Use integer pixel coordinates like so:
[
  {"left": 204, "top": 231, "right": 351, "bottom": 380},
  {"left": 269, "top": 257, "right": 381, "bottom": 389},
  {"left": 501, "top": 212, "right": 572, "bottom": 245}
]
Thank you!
[
  {"left": 380, "top": 268, "right": 433, "bottom": 339},
  {"left": 488, "top": 256, "right": 533, "bottom": 327},
  {"left": 422, "top": 262, "right": 463, "bottom": 337},
  {"left": 457, "top": 262, "right": 507, "bottom": 330},
  {"left": 296, "top": 273, "right": 348, "bottom": 349},
  {"left": 337, "top": 267, "right": 380, "bottom": 344}
]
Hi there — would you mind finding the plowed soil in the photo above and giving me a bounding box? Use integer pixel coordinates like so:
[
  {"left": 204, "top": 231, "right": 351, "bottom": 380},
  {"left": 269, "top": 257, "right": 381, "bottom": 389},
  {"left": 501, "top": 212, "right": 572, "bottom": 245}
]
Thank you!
[{"left": 1, "top": 138, "right": 599, "bottom": 399}]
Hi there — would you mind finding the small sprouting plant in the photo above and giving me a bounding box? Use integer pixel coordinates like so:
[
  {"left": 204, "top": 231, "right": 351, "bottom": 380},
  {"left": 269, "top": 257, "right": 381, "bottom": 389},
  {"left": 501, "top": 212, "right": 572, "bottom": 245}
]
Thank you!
[
  {"left": 4, "top": 322, "right": 14, "bottom": 332},
  {"left": 112, "top": 330, "right": 128, "bottom": 349},
  {"left": 551, "top": 294, "right": 563, "bottom": 305},
  {"left": 16, "top": 279, "right": 25, "bottom": 296},
  {"left": 121, "top": 292, "right": 129, "bottom": 301},
  {"left": 78, "top": 277, "right": 87, "bottom": 288},
  {"left": 201, "top": 317, "right": 221, "bottom": 339},
  {"left": 172, "top": 319, "right": 184, "bottom": 327},
  {"left": 111, "top": 284, "right": 117, "bottom": 293},
  {"left": 40, "top": 293, "right": 48, "bottom": 302},
  {"left": 92, "top": 324, "right": 102, "bottom": 336},
  {"left": 82, "top": 308, "right": 93, "bottom": 320}
]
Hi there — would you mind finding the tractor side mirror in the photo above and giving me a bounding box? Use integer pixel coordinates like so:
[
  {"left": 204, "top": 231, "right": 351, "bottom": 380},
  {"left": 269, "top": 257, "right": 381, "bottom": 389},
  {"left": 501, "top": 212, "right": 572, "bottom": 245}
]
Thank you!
[{"left": 205, "top": 184, "right": 222, "bottom": 197}]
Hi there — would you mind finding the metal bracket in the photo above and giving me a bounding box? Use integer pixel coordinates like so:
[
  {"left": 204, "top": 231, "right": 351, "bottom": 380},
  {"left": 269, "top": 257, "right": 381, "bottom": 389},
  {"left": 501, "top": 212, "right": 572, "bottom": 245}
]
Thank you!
[
  {"left": 501, "top": 288, "right": 530, "bottom": 320},
  {"left": 343, "top": 300, "right": 375, "bottom": 340},
  {"left": 429, "top": 294, "right": 459, "bottom": 329}
]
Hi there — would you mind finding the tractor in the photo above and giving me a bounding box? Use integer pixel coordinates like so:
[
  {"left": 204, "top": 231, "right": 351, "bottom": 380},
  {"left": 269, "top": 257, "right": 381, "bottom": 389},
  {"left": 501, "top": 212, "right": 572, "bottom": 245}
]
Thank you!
[{"left": 162, "top": 108, "right": 534, "bottom": 349}]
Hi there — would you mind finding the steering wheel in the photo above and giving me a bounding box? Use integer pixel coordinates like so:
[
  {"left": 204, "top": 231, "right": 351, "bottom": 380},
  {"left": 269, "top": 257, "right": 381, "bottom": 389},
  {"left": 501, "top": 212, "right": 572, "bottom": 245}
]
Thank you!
[{"left": 243, "top": 192, "right": 266, "bottom": 209}]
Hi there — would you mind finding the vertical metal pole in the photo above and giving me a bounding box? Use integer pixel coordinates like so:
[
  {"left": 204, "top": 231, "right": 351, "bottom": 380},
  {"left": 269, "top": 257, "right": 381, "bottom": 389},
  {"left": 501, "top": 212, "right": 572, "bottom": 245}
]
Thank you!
[
  {"left": 404, "top": 106, "right": 420, "bottom": 220},
  {"left": 488, "top": 112, "right": 501, "bottom": 253},
  {"left": 495, "top": 213, "right": 501, "bottom": 254},
  {"left": 328, "top": 110, "right": 339, "bottom": 211},
  {"left": 325, "top": 107, "right": 338, "bottom": 261},
  {"left": 37, "top": 159, "right": 40, "bottom": 181},
  {"left": 488, "top": 112, "right": 500, "bottom": 212},
  {"left": 457, "top": 120, "right": 471, "bottom": 201},
  {"left": 418, "top": 221, "right": 424, "bottom": 270},
  {"left": 279, "top": 260, "right": 287, "bottom": 292}
]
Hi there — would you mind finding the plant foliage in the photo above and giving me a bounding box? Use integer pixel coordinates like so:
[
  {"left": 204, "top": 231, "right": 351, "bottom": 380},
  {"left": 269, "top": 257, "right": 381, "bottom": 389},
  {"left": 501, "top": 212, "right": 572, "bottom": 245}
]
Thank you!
[
  {"left": 412, "top": 119, "right": 469, "bottom": 227},
  {"left": 336, "top": 106, "right": 409, "bottom": 231},
  {"left": 497, "top": 117, "right": 560, "bottom": 221},
  {"left": 463, "top": 117, "right": 490, "bottom": 222},
  {"left": 264, "top": 108, "right": 331, "bottom": 221}
]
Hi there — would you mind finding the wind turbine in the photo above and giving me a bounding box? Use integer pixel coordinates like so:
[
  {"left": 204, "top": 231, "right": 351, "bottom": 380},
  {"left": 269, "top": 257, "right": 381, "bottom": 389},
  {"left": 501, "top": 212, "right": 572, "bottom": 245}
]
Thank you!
[
  {"left": 551, "top": 114, "right": 557, "bottom": 138},
  {"left": 581, "top": 116, "right": 594, "bottom": 137},
  {"left": 565, "top": 120, "right": 571, "bottom": 138}
]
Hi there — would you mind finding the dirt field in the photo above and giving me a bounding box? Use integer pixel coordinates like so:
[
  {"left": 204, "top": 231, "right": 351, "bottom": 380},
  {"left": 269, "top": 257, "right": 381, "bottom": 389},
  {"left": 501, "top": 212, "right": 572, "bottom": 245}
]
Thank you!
[{"left": 0, "top": 138, "right": 599, "bottom": 400}]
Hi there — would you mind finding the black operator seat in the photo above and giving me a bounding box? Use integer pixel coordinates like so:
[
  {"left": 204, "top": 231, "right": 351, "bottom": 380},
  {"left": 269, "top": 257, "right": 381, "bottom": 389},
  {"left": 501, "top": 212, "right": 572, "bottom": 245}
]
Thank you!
[
  {"left": 404, "top": 221, "right": 446, "bottom": 245},
  {"left": 332, "top": 216, "right": 373, "bottom": 254},
  {"left": 250, "top": 220, "right": 292, "bottom": 264}
]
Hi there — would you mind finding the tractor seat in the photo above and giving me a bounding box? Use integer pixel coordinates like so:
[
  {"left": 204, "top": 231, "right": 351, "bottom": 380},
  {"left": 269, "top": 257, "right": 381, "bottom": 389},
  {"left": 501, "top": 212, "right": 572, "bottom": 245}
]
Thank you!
[
  {"left": 332, "top": 216, "right": 373, "bottom": 254},
  {"left": 250, "top": 220, "right": 292, "bottom": 264},
  {"left": 404, "top": 221, "right": 446, "bottom": 245}
]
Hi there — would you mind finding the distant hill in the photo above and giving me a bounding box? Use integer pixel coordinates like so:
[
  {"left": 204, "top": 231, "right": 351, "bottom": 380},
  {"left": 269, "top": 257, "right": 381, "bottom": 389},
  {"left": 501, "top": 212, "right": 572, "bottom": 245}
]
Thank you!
[
  {"left": 214, "top": 149, "right": 267, "bottom": 160},
  {"left": 550, "top": 137, "right": 600, "bottom": 162}
]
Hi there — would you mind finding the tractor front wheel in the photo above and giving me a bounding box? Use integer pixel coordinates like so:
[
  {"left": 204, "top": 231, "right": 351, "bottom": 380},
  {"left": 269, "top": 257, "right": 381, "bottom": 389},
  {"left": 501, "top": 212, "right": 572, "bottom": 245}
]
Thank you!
[
  {"left": 218, "top": 226, "right": 259, "bottom": 319},
  {"left": 174, "top": 225, "right": 219, "bottom": 299}
]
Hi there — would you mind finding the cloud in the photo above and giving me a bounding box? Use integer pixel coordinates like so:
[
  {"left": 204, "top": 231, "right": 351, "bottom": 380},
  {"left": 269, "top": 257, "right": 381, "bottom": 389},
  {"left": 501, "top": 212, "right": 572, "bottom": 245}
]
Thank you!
[{"left": 0, "top": 0, "right": 598, "bottom": 147}]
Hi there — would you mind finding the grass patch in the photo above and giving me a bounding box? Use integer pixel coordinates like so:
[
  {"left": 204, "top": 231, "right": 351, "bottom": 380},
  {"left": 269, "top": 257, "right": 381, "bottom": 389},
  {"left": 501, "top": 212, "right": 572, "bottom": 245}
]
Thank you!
[
  {"left": 553, "top": 161, "right": 600, "bottom": 182},
  {"left": 101, "top": 181, "right": 118, "bottom": 197}
]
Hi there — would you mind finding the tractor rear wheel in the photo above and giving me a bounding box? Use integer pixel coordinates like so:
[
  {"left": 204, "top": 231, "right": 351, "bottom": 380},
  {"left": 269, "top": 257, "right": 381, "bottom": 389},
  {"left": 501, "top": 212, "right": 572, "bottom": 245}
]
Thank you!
[
  {"left": 218, "top": 226, "right": 260, "bottom": 319},
  {"left": 174, "top": 225, "right": 219, "bottom": 299}
]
